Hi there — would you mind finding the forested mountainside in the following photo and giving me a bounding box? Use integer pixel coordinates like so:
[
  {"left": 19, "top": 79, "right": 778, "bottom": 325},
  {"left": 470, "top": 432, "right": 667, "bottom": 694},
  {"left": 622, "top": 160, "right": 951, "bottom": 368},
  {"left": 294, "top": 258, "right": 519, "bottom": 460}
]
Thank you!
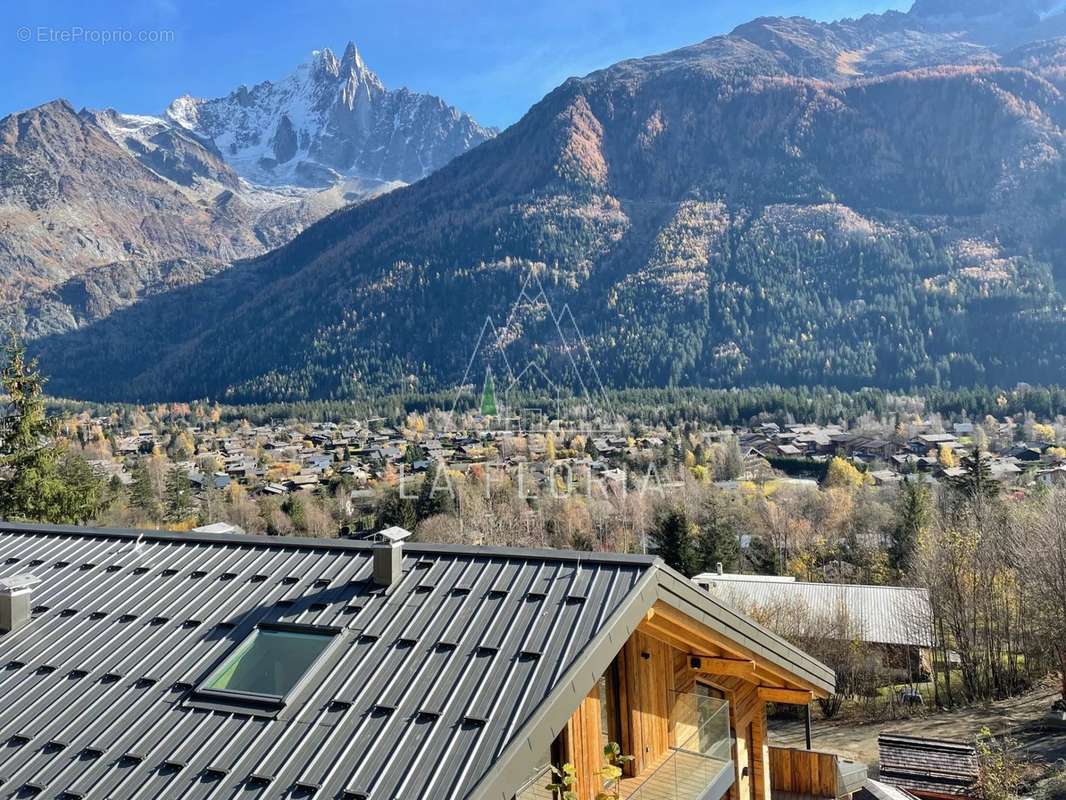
[
  {"left": 31, "top": 8, "right": 1066, "bottom": 402},
  {"left": 0, "top": 45, "right": 492, "bottom": 338}
]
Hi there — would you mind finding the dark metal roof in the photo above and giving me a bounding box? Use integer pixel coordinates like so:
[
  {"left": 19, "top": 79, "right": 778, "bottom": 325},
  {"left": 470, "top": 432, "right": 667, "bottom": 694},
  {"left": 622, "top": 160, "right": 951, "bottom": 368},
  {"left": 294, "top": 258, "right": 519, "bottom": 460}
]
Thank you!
[{"left": 0, "top": 522, "right": 834, "bottom": 800}]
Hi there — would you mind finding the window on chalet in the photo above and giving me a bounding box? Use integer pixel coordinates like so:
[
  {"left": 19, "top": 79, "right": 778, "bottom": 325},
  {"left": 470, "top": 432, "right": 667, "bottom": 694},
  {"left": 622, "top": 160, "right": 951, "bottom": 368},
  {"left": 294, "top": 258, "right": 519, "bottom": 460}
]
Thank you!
[{"left": 598, "top": 660, "right": 624, "bottom": 752}]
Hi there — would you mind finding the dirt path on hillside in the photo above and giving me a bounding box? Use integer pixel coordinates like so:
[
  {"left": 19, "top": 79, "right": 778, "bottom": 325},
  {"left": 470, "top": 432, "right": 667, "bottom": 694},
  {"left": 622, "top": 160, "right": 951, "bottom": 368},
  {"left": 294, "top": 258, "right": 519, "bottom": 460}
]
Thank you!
[{"left": 769, "top": 688, "right": 1064, "bottom": 772}]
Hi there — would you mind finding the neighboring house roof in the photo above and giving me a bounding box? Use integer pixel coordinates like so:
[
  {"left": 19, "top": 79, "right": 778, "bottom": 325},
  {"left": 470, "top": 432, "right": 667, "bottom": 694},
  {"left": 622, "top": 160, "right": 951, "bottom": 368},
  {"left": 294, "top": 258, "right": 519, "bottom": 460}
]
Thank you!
[
  {"left": 877, "top": 734, "right": 978, "bottom": 798},
  {"left": 693, "top": 573, "right": 935, "bottom": 648},
  {"left": 0, "top": 523, "right": 833, "bottom": 800},
  {"left": 191, "top": 522, "right": 246, "bottom": 536}
]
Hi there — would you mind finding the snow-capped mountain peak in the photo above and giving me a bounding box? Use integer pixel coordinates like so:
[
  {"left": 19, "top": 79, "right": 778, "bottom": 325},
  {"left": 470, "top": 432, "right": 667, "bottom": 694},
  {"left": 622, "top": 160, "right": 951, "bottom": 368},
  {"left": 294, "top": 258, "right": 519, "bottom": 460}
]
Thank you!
[{"left": 164, "top": 42, "right": 494, "bottom": 188}]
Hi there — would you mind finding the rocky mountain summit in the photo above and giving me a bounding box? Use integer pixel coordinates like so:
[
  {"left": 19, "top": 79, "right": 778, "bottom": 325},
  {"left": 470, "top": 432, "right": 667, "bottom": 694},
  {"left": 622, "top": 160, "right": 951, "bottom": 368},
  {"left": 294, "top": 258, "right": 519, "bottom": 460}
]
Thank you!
[
  {"left": 0, "top": 100, "right": 359, "bottom": 337},
  {"left": 165, "top": 42, "right": 497, "bottom": 188},
  {"left": 908, "top": 0, "right": 1066, "bottom": 47}
]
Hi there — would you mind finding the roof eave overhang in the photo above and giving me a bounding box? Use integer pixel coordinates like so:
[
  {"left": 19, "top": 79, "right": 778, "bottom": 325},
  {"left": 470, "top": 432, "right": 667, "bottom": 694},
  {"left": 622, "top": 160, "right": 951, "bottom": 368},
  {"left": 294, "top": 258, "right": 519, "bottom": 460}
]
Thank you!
[{"left": 652, "top": 566, "right": 836, "bottom": 696}]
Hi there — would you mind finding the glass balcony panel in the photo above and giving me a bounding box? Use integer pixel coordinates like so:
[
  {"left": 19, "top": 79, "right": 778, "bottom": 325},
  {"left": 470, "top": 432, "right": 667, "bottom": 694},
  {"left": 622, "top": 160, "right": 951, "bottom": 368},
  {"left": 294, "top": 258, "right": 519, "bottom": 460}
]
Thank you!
[
  {"left": 619, "top": 692, "right": 734, "bottom": 800},
  {"left": 516, "top": 692, "right": 734, "bottom": 800}
]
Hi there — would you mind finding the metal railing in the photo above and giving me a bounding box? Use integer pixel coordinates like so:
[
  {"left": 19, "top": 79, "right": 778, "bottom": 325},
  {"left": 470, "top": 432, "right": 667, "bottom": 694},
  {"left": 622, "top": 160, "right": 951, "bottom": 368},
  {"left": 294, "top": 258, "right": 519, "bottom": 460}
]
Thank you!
[{"left": 514, "top": 763, "right": 556, "bottom": 800}]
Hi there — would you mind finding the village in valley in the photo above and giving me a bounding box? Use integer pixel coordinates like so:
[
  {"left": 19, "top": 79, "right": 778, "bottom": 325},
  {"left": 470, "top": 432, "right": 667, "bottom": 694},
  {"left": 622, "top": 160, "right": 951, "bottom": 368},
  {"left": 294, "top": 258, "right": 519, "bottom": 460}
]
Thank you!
[{"left": 66, "top": 401, "right": 1066, "bottom": 535}]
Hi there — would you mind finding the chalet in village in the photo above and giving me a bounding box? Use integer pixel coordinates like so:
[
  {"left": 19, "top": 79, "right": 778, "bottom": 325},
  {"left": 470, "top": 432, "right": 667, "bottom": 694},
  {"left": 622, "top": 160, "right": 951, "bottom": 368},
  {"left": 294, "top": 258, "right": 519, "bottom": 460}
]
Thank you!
[{"left": 0, "top": 522, "right": 861, "bottom": 800}]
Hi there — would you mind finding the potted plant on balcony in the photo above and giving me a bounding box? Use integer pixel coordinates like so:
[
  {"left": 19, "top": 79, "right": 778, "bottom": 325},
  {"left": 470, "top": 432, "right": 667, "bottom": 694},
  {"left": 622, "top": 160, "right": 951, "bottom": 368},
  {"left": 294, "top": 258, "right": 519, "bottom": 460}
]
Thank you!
[
  {"left": 546, "top": 763, "right": 578, "bottom": 800},
  {"left": 597, "top": 742, "right": 635, "bottom": 800}
]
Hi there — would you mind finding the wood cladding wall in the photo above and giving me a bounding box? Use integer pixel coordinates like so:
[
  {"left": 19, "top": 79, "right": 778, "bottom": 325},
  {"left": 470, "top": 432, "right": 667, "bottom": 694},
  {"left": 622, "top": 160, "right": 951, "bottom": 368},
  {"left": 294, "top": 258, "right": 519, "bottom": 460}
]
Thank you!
[
  {"left": 618, "top": 630, "right": 676, "bottom": 776},
  {"left": 562, "top": 686, "right": 604, "bottom": 800}
]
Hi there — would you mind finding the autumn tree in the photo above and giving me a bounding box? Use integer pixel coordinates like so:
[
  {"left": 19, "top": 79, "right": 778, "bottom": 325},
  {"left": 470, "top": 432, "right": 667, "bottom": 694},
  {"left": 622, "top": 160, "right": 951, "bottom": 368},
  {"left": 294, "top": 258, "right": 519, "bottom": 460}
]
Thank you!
[
  {"left": 714, "top": 436, "right": 745, "bottom": 481},
  {"left": 1024, "top": 489, "right": 1066, "bottom": 701},
  {"left": 824, "top": 456, "right": 865, "bottom": 489},
  {"left": 974, "top": 729, "right": 1024, "bottom": 800}
]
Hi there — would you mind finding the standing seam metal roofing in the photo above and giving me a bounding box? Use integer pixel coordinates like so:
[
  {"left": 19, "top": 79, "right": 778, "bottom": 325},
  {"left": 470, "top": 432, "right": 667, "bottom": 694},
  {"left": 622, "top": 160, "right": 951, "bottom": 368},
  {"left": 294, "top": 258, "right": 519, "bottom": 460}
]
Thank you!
[
  {"left": 0, "top": 524, "right": 649, "bottom": 800},
  {"left": 0, "top": 523, "right": 834, "bottom": 800}
]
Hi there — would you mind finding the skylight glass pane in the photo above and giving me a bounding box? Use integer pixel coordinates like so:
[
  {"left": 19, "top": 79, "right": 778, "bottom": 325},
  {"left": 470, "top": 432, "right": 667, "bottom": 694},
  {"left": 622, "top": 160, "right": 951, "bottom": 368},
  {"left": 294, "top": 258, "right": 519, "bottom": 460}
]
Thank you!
[{"left": 204, "top": 628, "right": 334, "bottom": 698}]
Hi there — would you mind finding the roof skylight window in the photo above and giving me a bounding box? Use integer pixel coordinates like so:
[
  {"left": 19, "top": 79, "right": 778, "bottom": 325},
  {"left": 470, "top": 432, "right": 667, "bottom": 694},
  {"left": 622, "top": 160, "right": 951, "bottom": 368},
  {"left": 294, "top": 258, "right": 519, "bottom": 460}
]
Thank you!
[{"left": 195, "top": 623, "right": 339, "bottom": 711}]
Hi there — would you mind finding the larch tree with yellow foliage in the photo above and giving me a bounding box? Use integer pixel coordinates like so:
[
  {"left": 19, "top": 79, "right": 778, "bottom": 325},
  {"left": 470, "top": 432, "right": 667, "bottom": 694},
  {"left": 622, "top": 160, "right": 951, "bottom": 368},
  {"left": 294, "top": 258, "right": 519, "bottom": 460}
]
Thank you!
[
  {"left": 1033, "top": 423, "right": 1056, "bottom": 443},
  {"left": 824, "top": 456, "right": 866, "bottom": 489}
]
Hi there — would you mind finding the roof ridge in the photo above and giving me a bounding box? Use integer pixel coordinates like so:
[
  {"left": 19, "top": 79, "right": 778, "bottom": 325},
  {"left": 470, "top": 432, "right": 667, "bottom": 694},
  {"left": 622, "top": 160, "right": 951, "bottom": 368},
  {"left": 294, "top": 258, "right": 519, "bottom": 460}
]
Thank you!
[
  {"left": 711, "top": 575, "right": 927, "bottom": 592},
  {"left": 0, "top": 521, "right": 659, "bottom": 567}
]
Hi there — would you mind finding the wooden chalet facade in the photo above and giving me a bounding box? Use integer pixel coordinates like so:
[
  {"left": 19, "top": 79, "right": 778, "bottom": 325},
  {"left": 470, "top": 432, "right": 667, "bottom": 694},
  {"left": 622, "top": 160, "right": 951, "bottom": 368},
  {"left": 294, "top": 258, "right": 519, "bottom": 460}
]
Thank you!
[{"left": 516, "top": 599, "right": 853, "bottom": 800}]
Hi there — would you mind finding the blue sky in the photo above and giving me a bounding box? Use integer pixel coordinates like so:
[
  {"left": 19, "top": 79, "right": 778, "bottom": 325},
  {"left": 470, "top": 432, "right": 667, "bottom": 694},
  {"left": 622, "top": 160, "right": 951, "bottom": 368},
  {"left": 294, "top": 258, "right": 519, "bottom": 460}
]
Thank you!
[{"left": 6, "top": 0, "right": 909, "bottom": 130}]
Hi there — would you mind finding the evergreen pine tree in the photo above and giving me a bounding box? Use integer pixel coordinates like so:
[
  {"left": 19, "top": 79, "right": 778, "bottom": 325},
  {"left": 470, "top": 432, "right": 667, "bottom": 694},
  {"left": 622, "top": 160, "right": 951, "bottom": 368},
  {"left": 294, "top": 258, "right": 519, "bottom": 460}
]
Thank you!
[
  {"left": 375, "top": 487, "right": 417, "bottom": 532},
  {"left": 129, "top": 460, "right": 161, "bottom": 522},
  {"left": 416, "top": 461, "right": 453, "bottom": 521},
  {"left": 163, "top": 465, "right": 194, "bottom": 523},
  {"left": 480, "top": 368, "right": 498, "bottom": 416},
  {"left": 282, "top": 495, "right": 307, "bottom": 532},
  {"left": 697, "top": 496, "right": 740, "bottom": 574},
  {"left": 0, "top": 335, "right": 105, "bottom": 523},
  {"left": 652, "top": 507, "right": 700, "bottom": 577},
  {"left": 404, "top": 442, "right": 426, "bottom": 465},
  {"left": 950, "top": 452, "right": 999, "bottom": 501},
  {"left": 892, "top": 478, "right": 930, "bottom": 577}
]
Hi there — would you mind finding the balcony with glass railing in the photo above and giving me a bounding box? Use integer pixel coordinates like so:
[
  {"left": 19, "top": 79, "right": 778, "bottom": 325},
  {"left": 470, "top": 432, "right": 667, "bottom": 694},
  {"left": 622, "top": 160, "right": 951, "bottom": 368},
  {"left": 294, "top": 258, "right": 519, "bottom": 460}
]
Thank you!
[
  {"left": 514, "top": 691, "right": 734, "bottom": 800},
  {"left": 618, "top": 691, "right": 734, "bottom": 800}
]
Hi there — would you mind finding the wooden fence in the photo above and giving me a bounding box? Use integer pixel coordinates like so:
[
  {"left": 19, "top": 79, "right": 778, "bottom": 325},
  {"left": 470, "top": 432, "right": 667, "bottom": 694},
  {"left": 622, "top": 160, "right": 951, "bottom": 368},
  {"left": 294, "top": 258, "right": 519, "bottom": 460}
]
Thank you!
[{"left": 768, "top": 746, "right": 844, "bottom": 798}]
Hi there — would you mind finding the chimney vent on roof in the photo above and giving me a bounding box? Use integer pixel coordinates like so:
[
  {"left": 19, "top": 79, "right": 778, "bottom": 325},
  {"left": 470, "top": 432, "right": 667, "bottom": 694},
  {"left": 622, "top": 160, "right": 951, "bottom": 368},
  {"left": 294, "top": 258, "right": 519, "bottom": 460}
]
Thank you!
[
  {"left": 0, "top": 574, "right": 42, "bottom": 633},
  {"left": 373, "top": 527, "right": 411, "bottom": 588},
  {"left": 716, "top": 562, "right": 724, "bottom": 576}
]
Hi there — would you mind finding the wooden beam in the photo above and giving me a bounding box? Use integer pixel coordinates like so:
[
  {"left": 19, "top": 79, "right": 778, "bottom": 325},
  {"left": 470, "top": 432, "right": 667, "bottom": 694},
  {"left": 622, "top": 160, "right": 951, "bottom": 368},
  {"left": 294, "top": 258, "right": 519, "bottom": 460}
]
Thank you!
[
  {"left": 692, "top": 657, "right": 758, "bottom": 680},
  {"left": 650, "top": 601, "right": 830, "bottom": 698},
  {"left": 638, "top": 617, "right": 722, "bottom": 658},
  {"left": 757, "top": 687, "right": 813, "bottom": 705},
  {"left": 752, "top": 666, "right": 787, "bottom": 688}
]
